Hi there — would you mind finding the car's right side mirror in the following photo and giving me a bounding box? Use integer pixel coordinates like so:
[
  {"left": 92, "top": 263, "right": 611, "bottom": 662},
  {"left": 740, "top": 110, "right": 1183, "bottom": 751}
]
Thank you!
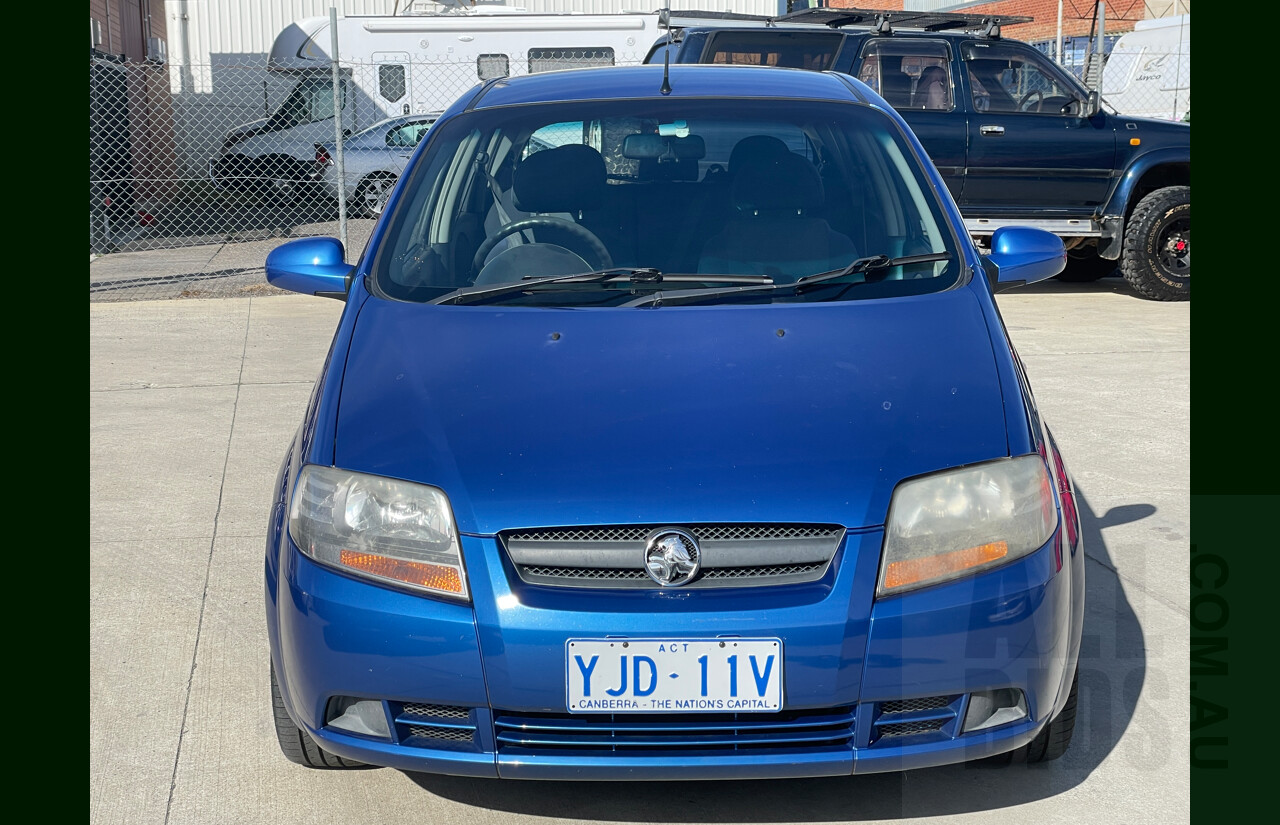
[{"left": 986, "top": 227, "right": 1066, "bottom": 291}]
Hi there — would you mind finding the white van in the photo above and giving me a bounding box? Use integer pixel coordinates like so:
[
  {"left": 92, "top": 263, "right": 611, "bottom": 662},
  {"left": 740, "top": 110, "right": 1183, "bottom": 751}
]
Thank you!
[
  {"left": 211, "top": 5, "right": 661, "bottom": 192},
  {"left": 1100, "top": 15, "right": 1190, "bottom": 122}
]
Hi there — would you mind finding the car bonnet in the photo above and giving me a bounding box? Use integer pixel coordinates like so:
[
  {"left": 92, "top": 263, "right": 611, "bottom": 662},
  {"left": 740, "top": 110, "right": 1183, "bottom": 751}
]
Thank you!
[{"left": 333, "top": 288, "right": 1008, "bottom": 534}]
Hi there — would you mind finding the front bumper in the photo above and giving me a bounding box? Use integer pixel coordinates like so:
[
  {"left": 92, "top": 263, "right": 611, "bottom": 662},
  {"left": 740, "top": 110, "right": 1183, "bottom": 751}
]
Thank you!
[{"left": 267, "top": 523, "right": 1078, "bottom": 779}]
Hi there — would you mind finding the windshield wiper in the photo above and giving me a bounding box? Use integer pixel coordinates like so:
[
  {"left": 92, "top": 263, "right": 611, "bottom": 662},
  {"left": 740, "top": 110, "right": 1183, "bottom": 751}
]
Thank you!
[
  {"left": 431, "top": 269, "right": 773, "bottom": 306},
  {"left": 621, "top": 252, "right": 953, "bottom": 308}
]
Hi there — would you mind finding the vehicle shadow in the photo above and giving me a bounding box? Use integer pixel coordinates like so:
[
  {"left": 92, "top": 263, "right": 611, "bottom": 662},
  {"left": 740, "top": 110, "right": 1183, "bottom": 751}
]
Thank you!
[
  {"left": 1019, "top": 277, "right": 1142, "bottom": 298},
  {"left": 405, "top": 486, "right": 1149, "bottom": 820}
]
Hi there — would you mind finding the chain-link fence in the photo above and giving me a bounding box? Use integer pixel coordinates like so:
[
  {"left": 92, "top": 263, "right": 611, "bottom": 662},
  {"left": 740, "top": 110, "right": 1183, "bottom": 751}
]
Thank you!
[
  {"left": 90, "top": 49, "right": 644, "bottom": 301},
  {"left": 89, "top": 11, "right": 1189, "bottom": 303}
]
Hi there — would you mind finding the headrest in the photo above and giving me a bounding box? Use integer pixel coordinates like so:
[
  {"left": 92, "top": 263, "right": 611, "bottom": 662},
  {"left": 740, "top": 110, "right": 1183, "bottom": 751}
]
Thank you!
[
  {"left": 622, "top": 133, "right": 706, "bottom": 161},
  {"left": 728, "top": 135, "right": 789, "bottom": 174},
  {"left": 731, "top": 152, "right": 824, "bottom": 214},
  {"left": 513, "top": 144, "right": 606, "bottom": 213}
]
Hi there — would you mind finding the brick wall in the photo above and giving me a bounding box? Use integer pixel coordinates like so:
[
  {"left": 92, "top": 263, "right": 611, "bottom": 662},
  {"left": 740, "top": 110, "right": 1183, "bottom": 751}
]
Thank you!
[
  {"left": 90, "top": 0, "right": 167, "bottom": 60},
  {"left": 821, "top": 0, "right": 1150, "bottom": 43}
]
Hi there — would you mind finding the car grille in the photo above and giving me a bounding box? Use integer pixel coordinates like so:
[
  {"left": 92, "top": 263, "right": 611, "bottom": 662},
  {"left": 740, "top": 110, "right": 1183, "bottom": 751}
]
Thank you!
[
  {"left": 871, "top": 694, "right": 961, "bottom": 743},
  {"left": 503, "top": 523, "right": 845, "bottom": 589},
  {"left": 392, "top": 702, "right": 479, "bottom": 749},
  {"left": 493, "top": 706, "right": 856, "bottom": 752}
]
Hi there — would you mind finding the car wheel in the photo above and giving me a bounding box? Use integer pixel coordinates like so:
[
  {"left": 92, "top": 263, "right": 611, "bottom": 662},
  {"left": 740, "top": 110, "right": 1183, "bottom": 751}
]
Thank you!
[
  {"left": 1120, "top": 186, "right": 1190, "bottom": 301},
  {"left": 270, "top": 661, "right": 365, "bottom": 769},
  {"left": 980, "top": 667, "right": 1078, "bottom": 767},
  {"left": 1021, "top": 666, "right": 1079, "bottom": 762},
  {"left": 355, "top": 174, "right": 397, "bottom": 218},
  {"left": 1057, "top": 247, "right": 1115, "bottom": 282}
]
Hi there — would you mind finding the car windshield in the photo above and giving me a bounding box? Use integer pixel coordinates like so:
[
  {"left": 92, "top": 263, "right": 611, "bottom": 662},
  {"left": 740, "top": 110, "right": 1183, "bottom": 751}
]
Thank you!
[{"left": 373, "top": 98, "right": 963, "bottom": 305}]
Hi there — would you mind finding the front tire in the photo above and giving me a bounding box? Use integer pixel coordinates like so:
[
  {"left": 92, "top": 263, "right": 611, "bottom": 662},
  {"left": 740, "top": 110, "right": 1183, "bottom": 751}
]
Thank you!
[
  {"left": 1021, "top": 667, "right": 1079, "bottom": 762},
  {"left": 980, "top": 667, "right": 1079, "bottom": 766},
  {"left": 1120, "top": 186, "right": 1190, "bottom": 300},
  {"left": 270, "top": 661, "right": 365, "bottom": 769}
]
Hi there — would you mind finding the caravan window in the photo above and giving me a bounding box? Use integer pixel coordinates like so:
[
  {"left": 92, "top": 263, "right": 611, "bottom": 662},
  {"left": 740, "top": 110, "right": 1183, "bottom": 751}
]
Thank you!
[
  {"left": 529, "top": 47, "right": 615, "bottom": 73},
  {"left": 379, "top": 64, "right": 407, "bottom": 103},
  {"left": 478, "top": 54, "right": 510, "bottom": 81}
]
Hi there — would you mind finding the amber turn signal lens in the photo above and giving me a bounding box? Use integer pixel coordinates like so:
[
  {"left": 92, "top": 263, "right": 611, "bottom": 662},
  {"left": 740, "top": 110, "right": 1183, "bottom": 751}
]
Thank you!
[
  {"left": 883, "top": 541, "right": 1009, "bottom": 591},
  {"left": 339, "top": 549, "right": 465, "bottom": 594},
  {"left": 1129, "top": 138, "right": 1141, "bottom": 146}
]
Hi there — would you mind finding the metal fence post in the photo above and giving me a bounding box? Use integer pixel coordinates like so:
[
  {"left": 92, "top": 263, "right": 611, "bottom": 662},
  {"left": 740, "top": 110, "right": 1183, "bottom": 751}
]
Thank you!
[
  {"left": 1093, "top": 1, "right": 1105, "bottom": 93},
  {"left": 330, "top": 6, "right": 348, "bottom": 253}
]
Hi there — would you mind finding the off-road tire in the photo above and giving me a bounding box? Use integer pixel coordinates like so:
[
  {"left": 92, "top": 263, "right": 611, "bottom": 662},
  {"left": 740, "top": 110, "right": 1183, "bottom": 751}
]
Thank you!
[
  {"left": 1120, "top": 186, "right": 1190, "bottom": 300},
  {"left": 270, "top": 661, "right": 365, "bottom": 769}
]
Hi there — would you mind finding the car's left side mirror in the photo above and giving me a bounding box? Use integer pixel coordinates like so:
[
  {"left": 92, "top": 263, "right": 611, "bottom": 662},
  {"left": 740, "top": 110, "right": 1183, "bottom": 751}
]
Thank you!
[
  {"left": 265, "top": 237, "right": 353, "bottom": 300},
  {"left": 986, "top": 227, "right": 1066, "bottom": 292}
]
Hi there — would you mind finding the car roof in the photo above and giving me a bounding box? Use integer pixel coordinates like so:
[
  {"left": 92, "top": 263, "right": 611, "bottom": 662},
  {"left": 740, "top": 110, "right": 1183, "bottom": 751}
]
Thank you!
[
  {"left": 358, "top": 113, "right": 441, "bottom": 132},
  {"left": 471, "top": 64, "right": 866, "bottom": 110}
]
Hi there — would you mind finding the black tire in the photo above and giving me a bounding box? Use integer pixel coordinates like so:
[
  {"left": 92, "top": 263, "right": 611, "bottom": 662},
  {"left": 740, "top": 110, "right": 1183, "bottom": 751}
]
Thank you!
[
  {"left": 270, "top": 661, "right": 365, "bottom": 769},
  {"left": 1057, "top": 247, "right": 1116, "bottom": 282},
  {"left": 1120, "top": 185, "right": 1190, "bottom": 301},
  {"left": 353, "top": 173, "right": 397, "bottom": 218},
  {"left": 1023, "top": 667, "right": 1079, "bottom": 763}
]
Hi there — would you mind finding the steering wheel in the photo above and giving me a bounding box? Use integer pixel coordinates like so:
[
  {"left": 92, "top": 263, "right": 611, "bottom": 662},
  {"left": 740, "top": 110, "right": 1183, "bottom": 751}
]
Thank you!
[
  {"left": 471, "top": 216, "right": 612, "bottom": 277},
  {"left": 1018, "top": 90, "right": 1045, "bottom": 112}
]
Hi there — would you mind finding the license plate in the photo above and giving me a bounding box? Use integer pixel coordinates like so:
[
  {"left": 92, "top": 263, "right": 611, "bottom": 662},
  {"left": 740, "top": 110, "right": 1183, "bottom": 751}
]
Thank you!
[{"left": 566, "top": 638, "right": 783, "bottom": 713}]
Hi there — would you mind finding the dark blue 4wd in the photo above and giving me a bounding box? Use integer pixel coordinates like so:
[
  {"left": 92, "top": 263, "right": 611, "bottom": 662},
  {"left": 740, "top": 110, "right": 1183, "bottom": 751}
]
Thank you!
[{"left": 649, "top": 7, "right": 1190, "bottom": 300}]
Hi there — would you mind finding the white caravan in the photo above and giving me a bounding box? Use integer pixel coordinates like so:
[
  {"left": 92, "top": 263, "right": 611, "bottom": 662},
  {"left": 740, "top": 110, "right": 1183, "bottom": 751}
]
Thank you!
[
  {"left": 1100, "top": 15, "right": 1190, "bottom": 122},
  {"left": 210, "top": 3, "right": 662, "bottom": 191}
]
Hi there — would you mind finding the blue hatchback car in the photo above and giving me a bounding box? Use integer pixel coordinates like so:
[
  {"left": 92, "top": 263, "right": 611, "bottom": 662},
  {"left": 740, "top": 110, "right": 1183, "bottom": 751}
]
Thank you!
[{"left": 264, "top": 64, "right": 1083, "bottom": 780}]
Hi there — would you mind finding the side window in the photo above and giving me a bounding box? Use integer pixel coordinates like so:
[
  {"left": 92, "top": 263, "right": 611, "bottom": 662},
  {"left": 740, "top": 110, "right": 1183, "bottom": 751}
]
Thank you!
[
  {"left": 705, "top": 32, "right": 843, "bottom": 70},
  {"left": 962, "top": 42, "right": 1085, "bottom": 115},
  {"left": 306, "top": 78, "right": 346, "bottom": 123},
  {"left": 523, "top": 121, "right": 590, "bottom": 158},
  {"left": 856, "top": 40, "right": 953, "bottom": 111},
  {"left": 379, "top": 64, "right": 406, "bottom": 103},
  {"left": 529, "top": 47, "right": 614, "bottom": 73},
  {"left": 477, "top": 54, "right": 509, "bottom": 81},
  {"left": 386, "top": 121, "right": 433, "bottom": 148}
]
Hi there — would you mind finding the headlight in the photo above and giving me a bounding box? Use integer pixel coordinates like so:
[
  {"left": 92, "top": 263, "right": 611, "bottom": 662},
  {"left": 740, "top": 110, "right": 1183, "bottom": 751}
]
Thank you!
[
  {"left": 877, "top": 455, "right": 1057, "bottom": 597},
  {"left": 288, "top": 465, "right": 468, "bottom": 600}
]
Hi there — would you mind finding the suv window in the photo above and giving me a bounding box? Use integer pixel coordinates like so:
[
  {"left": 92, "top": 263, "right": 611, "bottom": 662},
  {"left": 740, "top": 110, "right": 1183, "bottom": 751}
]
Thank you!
[
  {"left": 705, "top": 31, "right": 843, "bottom": 70},
  {"left": 856, "top": 40, "right": 953, "bottom": 111},
  {"left": 962, "top": 42, "right": 1085, "bottom": 115}
]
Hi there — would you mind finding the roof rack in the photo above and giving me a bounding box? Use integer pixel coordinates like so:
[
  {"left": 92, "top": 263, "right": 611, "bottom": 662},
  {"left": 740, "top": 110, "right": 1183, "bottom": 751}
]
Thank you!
[
  {"left": 773, "top": 7, "right": 1032, "bottom": 37},
  {"left": 659, "top": 7, "right": 1032, "bottom": 39},
  {"left": 658, "top": 9, "right": 775, "bottom": 30}
]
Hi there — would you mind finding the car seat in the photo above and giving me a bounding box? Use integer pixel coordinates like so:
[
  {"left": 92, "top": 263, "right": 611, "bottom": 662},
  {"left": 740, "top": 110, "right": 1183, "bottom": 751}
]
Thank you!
[{"left": 696, "top": 152, "right": 856, "bottom": 283}]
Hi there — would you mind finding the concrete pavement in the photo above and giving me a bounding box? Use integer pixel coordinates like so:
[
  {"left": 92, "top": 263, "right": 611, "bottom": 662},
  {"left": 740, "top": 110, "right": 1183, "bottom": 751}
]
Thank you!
[{"left": 89, "top": 280, "right": 1190, "bottom": 824}]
